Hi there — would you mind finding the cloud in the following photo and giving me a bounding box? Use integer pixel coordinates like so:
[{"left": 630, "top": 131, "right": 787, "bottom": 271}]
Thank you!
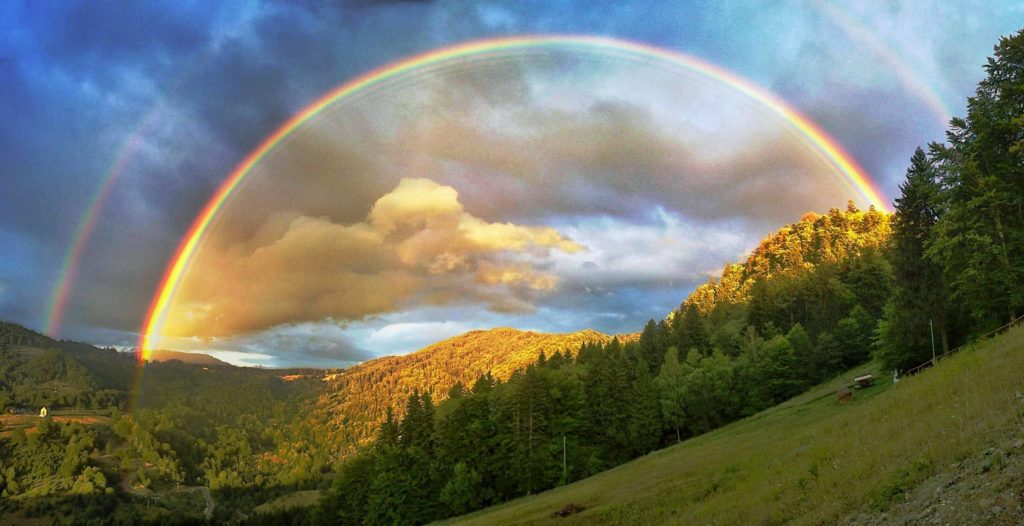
[
  {"left": 155, "top": 320, "right": 374, "bottom": 368},
  {"left": 545, "top": 208, "right": 752, "bottom": 290},
  {"left": 163, "top": 178, "right": 581, "bottom": 337},
  {"left": 364, "top": 320, "right": 471, "bottom": 355},
  {"left": 381, "top": 82, "right": 855, "bottom": 229}
]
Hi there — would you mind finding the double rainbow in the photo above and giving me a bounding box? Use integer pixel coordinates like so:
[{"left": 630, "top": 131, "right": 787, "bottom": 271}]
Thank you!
[{"left": 137, "top": 35, "right": 889, "bottom": 358}]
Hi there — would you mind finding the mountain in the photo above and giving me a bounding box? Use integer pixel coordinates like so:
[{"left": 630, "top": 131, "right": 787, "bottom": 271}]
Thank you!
[
  {"left": 147, "top": 348, "right": 229, "bottom": 366},
  {"left": 315, "top": 328, "right": 637, "bottom": 455}
]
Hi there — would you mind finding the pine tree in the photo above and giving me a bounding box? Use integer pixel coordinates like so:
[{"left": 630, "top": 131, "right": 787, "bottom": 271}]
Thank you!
[
  {"left": 627, "top": 359, "right": 662, "bottom": 455},
  {"left": 928, "top": 30, "right": 1024, "bottom": 327},
  {"left": 637, "top": 319, "right": 662, "bottom": 372},
  {"left": 879, "top": 147, "right": 954, "bottom": 371},
  {"left": 677, "top": 304, "right": 712, "bottom": 355}
]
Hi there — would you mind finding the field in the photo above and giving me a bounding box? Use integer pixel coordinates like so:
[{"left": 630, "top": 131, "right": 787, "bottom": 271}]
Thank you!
[
  {"left": 443, "top": 325, "right": 1024, "bottom": 525},
  {"left": 0, "top": 411, "right": 111, "bottom": 436}
]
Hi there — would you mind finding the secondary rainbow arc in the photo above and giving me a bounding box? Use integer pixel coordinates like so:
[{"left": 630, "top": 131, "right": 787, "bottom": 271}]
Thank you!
[{"left": 138, "top": 34, "right": 890, "bottom": 358}]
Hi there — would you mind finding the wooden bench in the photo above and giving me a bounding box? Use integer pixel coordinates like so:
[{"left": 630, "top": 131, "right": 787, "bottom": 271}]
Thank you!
[{"left": 853, "top": 374, "right": 874, "bottom": 388}]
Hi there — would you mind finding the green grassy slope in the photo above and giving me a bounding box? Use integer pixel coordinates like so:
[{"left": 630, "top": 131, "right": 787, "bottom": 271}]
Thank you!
[{"left": 444, "top": 325, "right": 1024, "bottom": 525}]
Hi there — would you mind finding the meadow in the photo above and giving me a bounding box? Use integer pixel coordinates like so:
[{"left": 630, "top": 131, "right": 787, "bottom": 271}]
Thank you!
[{"left": 443, "top": 325, "right": 1024, "bottom": 525}]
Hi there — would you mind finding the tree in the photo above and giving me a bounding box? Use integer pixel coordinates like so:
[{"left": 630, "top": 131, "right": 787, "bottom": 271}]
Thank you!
[
  {"left": 627, "top": 359, "right": 661, "bottom": 455},
  {"left": 785, "top": 323, "right": 817, "bottom": 385},
  {"left": 515, "top": 365, "right": 553, "bottom": 493},
  {"left": 928, "top": 30, "right": 1024, "bottom": 328},
  {"left": 317, "top": 453, "right": 377, "bottom": 525},
  {"left": 832, "top": 305, "right": 877, "bottom": 369},
  {"left": 654, "top": 347, "right": 689, "bottom": 443},
  {"left": 637, "top": 320, "right": 663, "bottom": 372},
  {"left": 682, "top": 350, "right": 736, "bottom": 435},
  {"left": 740, "top": 333, "right": 799, "bottom": 409},
  {"left": 440, "top": 462, "right": 483, "bottom": 515},
  {"left": 879, "top": 147, "right": 955, "bottom": 371},
  {"left": 676, "top": 304, "right": 711, "bottom": 355}
]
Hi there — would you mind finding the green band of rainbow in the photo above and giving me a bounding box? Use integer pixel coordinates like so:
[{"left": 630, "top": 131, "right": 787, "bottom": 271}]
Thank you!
[{"left": 138, "top": 34, "right": 890, "bottom": 357}]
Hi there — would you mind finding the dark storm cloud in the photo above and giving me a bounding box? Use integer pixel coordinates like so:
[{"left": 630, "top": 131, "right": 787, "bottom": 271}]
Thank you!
[
  {"left": 209, "top": 322, "right": 377, "bottom": 368},
  {"left": 28, "top": 0, "right": 556, "bottom": 337},
  {"left": 21, "top": 0, "right": 457, "bottom": 334}
]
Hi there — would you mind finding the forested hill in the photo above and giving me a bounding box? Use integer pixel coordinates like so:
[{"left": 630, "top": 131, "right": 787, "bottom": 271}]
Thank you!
[
  {"left": 314, "top": 328, "right": 636, "bottom": 456},
  {"left": 0, "top": 322, "right": 136, "bottom": 409},
  {"left": 148, "top": 348, "right": 229, "bottom": 366},
  {"left": 0, "top": 321, "right": 60, "bottom": 348},
  {"left": 1, "top": 322, "right": 332, "bottom": 523},
  {"left": 683, "top": 203, "right": 891, "bottom": 315}
]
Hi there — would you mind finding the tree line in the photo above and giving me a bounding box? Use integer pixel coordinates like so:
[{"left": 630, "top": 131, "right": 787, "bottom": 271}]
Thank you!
[{"left": 878, "top": 29, "right": 1024, "bottom": 371}]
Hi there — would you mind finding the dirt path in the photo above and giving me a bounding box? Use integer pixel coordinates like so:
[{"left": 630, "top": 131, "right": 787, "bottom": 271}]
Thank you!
[{"left": 196, "top": 486, "right": 215, "bottom": 520}]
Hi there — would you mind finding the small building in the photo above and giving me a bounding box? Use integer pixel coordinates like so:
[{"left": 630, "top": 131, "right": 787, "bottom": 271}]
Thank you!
[{"left": 39, "top": 406, "right": 47, "bottom": 418}]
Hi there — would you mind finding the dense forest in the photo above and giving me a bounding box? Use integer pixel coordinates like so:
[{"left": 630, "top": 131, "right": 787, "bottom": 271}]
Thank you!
[
  {"left": 313, "top": 328, "right": 635, "bottom": 459},
  {"left": 0, "top": 27, "right": 1021, "bottom": 526}
]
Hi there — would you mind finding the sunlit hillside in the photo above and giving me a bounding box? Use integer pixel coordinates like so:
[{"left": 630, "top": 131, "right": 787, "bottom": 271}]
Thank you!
[
  {"left": 683, "top": 203, "right": 891, "bottom": 315},
  {"left": 315, "top": 328, "right": 638, "bottom": 456}
]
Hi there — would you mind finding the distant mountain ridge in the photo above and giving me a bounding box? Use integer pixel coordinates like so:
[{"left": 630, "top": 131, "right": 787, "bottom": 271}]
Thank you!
[
  {"left": 315, "top": 327, "right": 637, "bottom": 455},
  {"left": 146, "top": 348, "right": 229, "bottom": 366}
]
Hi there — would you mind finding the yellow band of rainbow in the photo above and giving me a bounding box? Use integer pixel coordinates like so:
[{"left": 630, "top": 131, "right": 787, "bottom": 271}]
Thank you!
[{"left": 138, "top": 35, "right": 889, "bottom": 358}]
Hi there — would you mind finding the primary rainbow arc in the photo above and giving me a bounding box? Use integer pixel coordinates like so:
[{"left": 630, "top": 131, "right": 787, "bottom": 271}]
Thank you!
[{"left": 138, "top": 34, "right": 890, "bottom": 358}]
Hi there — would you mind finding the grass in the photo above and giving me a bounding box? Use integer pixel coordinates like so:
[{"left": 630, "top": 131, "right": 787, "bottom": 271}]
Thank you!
[
  {"left": 442, "top": 325, "right": 1024, "bottom": 525},
  {"left": 252, "top": 489, "right": 321, "bottom": 515}
]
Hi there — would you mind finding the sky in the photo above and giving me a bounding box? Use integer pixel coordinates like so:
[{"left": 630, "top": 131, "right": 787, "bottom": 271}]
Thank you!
[{"left": 1, "top": 1, "right": 1022, "bottom": 368}]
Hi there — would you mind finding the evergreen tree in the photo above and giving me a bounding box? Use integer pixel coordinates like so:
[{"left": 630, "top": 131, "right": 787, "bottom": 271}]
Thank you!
[
  {"left": 316, "top": 452, "right": 376, "bottom": 526},
  {"left": 928, "top": 30, "right": 1024, "bottom": 328},
  {"left": 516, "top": 365, "right": 553, "bottom": 493},
  {"left": 677, "top": 304, "right": 712, "bottom": 355},
  {"left": 627, "top": 359, "right": 662, "bottom": 455},
  {"left": 879, "top": 147, "right": 954, "bottom": 371},
  {"left": 834, "top": 305, "right": 876, "bottom": 369},
  {"left": 637, "top": 319, "right": 663, "bottom": 372}
]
